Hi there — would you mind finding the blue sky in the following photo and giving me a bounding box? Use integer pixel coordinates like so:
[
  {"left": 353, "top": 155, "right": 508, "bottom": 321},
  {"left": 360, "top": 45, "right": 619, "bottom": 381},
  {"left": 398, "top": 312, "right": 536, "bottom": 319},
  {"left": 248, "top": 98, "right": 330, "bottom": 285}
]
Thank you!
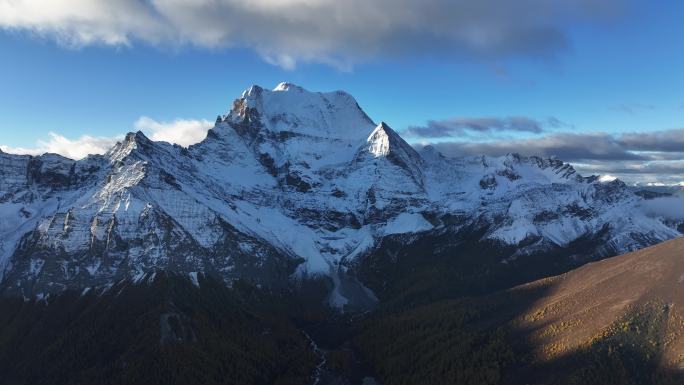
[{"left": 0, "top": 0, "right": 683, "bottom": 184}]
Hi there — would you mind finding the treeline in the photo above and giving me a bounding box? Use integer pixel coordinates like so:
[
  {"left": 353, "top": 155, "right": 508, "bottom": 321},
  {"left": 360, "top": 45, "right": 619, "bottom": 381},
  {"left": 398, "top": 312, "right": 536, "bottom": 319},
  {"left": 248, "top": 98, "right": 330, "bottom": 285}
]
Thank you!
[
  {"left": 356, "top": 229, "right": 606, "bottom": 311},
  {"left": 355, "top": 299, "right": 515, "bottom": 385}
]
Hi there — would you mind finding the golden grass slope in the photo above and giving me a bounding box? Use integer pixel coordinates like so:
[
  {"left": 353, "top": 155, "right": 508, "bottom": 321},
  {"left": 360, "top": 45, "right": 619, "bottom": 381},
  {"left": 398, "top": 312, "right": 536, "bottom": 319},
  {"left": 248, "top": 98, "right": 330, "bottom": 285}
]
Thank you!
[{"left": 513, "top": 236, "right": 684, "bottom": 369}]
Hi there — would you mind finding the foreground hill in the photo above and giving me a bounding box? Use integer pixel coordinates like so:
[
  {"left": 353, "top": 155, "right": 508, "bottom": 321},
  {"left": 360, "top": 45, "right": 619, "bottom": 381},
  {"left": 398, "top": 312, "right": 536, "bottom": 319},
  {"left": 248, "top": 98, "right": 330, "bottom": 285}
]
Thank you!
[
  {"left": 358, "top": 236, "right": 684, "bottom": 385},
  {"left": 510, "top": 235, "right": 684, "bottom": 384}
]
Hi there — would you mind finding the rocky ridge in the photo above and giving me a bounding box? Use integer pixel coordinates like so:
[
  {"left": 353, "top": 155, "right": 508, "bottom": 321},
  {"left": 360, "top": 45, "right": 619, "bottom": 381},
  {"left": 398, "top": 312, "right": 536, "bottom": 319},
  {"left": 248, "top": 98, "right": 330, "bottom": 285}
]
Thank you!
[{"left": 0, "top": 83, "right": 680, "bottom": 308}]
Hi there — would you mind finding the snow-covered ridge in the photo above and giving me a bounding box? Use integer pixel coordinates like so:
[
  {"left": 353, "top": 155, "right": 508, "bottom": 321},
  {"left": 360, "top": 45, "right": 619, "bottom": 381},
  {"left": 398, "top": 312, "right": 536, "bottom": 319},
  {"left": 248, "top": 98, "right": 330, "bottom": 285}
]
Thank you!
[
  {"left": 0, "top": 83, "right": 680, "bottom": 308},
  {"left": 224, "top": 82, "right": 374, "bottom": 141}
]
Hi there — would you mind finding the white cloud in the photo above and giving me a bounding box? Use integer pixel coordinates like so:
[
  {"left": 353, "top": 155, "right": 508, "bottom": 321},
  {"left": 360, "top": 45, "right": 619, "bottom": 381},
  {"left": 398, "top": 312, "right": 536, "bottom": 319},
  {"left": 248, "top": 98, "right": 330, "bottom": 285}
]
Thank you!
[
  {"left": 134, "top": 116, "right": 213, "bottom": 147},
  {"left": 0, "top": 117, "right": 212, "bottom": 159},
  {"left": 0, "top": 0, "right": 168, "bottom": 46},
  {"left": 0, "top": 132, "right": 120, "bottom": 160},
  {"left": 0, "top": 0, "right": 624, "bottom": 69}
]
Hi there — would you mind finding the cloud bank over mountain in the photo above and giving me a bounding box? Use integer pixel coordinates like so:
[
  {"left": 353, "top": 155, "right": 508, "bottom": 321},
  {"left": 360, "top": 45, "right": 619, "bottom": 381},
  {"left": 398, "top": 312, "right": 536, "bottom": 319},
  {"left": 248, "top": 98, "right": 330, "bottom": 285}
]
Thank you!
[
  {"left": 0, "top": 132, "right": 120, "bottom": 160},
  {"left": 416, "top": 127, "right": 684, "bottom": 184},
  {"left": 0, "top": 117, "right": 211, "bottom": 159},
  {"left": 135, "top": 116, "right": 213, "bottom": 147}
]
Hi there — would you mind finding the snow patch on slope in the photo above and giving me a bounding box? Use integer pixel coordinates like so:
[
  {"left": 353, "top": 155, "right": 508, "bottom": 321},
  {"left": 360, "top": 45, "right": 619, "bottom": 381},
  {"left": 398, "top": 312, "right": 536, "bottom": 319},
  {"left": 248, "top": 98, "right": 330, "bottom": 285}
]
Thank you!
[{"left": 384, "top": 213, "right": 433, "bottom": 235}]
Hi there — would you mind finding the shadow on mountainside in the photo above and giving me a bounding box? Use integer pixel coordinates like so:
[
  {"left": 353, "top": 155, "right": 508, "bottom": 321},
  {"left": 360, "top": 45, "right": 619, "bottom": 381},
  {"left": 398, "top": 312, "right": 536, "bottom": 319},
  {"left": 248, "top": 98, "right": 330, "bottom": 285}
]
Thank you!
[
  {"left": 354, "top": 276, "right": 684, "bottom": 385},
  {"left": 355, "top": 224, "right": 615, "bottom": 310},
  {"left": 504, "top": 299, "right": 684, "bottom": 385}
]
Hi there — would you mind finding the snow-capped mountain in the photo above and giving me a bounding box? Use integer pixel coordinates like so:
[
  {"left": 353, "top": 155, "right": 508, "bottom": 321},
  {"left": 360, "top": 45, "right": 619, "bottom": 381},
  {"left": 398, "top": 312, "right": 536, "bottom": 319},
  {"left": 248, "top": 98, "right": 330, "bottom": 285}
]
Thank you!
[{"left": 0, "top": 83, "right": 680, "bottom": 306}]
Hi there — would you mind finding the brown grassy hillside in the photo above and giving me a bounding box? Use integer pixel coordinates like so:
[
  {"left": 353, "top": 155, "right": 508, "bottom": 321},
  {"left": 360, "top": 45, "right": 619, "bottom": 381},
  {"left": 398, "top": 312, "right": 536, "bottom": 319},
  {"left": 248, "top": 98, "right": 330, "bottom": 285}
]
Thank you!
[
  {"left": 514, "top": 237, "right": 684, "bottom": 363},
  {"left": 357, "top": 237, "right": 684, "bottom": 385}
]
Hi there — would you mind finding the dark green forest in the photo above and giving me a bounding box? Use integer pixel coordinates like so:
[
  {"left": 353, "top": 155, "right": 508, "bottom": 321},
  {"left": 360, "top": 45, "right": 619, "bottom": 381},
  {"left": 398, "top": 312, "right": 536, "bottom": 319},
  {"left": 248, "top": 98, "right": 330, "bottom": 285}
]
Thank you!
[
  {"left": 353, "top": 286, "right": 683, "bottom": 385},
  {"left": 1, "top": 246, "right": 682, "bottom": 385},
  {"left": 0, "top": 273, "right": 319, "bottom": 385}
]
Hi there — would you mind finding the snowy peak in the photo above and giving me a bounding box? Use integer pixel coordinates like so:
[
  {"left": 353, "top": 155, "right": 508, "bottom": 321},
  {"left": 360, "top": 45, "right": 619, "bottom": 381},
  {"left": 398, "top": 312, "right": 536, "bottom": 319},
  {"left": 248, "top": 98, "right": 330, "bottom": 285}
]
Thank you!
[
  {"left": 365, "top": 122, "right": 424, "bottom": 170},
  {"left": 272, "top": 82, "right": 306, "bottom": 92},
  {"left": 223, "top": 82, "right": 375, "bottom": 142},
  {"left": 0, "top": 83, "right": 681, "bottom": 307},
  {"left": 206, "top": 83, "right": 383, "bottom": 189},
  {"left": 367, "top": 122, "right": 395, "bottom": 157},
  {"left": 526, "top": 156, "right": 581, "bottom": 180},
  {"left": 106, "top": 131, "right": 155, "bottom": 163},
  {"left": 361, "top": 121, "right": 424, "bottom": 185}
]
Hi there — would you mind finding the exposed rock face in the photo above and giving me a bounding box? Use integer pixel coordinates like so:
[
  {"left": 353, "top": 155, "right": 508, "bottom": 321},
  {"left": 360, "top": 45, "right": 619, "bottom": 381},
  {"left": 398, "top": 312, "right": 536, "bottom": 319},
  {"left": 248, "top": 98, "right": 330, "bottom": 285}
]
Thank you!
[{"left": 0, "top": 83, "right": 680, "bottom": 307}]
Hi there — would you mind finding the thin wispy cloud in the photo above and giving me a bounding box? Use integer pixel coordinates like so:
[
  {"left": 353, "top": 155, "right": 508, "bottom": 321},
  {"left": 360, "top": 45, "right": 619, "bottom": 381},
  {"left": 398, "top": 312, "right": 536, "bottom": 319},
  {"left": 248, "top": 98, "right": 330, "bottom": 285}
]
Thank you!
[
  {"left": 404, "top": 116, "right": 568, "bottom": 138},
  {"left": 419, "top": 127, "right": 684, "bottom": 184},
  {"left": 0, "top": 0, "right": 624, "bottom": 69},
  {"left": 405, "top": 117, "right": 545, "bottom": 137},
  {"left": 422, "top": 128, "right": 684, "bottom": 160},
  {"left": 426, "top": 132, "right": 644, "bottom": 161}
]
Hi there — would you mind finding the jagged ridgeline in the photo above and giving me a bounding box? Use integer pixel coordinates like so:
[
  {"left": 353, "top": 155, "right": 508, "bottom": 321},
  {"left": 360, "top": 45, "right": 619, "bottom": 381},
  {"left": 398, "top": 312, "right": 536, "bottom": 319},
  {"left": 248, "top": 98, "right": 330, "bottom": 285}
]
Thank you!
[{"left": 0, "top": 83, "right": 680, "bottom": 307}]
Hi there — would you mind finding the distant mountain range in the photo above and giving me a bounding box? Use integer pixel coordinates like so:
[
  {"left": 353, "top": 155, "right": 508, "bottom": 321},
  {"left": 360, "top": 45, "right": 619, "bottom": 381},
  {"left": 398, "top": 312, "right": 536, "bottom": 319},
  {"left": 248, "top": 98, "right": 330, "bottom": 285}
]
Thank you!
[
  {"left": 0, "top": 83, "right": 681, "bottom": 308},
  {"left": 631, "top": 183, "right": 684, "bottom": 198}
]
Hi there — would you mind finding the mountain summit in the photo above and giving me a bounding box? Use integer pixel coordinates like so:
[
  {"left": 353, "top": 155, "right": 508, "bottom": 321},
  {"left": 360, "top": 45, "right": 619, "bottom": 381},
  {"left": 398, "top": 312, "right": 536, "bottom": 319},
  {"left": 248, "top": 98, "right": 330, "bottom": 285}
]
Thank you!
[{"left": 0, "top": 83, "right": 681, "bottom": 309}]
